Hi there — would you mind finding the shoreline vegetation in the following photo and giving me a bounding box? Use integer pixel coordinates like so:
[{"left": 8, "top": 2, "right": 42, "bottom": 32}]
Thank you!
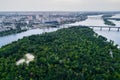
[
  {"left": 0, "top": 26, "right": 120, "bottom": 79},
  {"left": 0, "top": 26, "right": 58, "bottom": 37},
  {"left": 102, "top": 14, "right": 118, "bottom": 26},
  {"left": 0, "top": 29, "right": 27, "bottom": 37},
  {"left": 106, "top": 18, "right": 120, "bottom": 21},
  {"left": 103, "top": 19, "right": 116, "bottom": 26}
]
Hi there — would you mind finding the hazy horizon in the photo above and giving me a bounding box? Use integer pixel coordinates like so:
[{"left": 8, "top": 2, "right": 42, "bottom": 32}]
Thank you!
[{"left": 0, "top": 0, "right": 120, "bottom": 11}]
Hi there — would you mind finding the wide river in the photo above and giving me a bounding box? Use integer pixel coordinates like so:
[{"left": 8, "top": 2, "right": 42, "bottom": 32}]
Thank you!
[{"left": 0, "top": 14, "right": 120, "bottom": 48}]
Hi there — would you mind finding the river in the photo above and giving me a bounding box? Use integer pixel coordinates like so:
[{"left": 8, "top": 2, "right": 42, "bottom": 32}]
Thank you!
[
  {"left": 0, "top": 14, "right": 120, "bottom": 48},
  {"left": 68, "top": 14, "right": 120, "bottom": 46}
]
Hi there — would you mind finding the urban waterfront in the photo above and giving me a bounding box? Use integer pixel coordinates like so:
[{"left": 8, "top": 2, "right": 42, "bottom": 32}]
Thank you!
[{"left": 0, "top": 14, "right": 120, "bottom": 47}]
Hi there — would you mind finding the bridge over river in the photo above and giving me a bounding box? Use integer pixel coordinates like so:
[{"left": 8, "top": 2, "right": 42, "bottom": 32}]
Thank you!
[
  {"left": 66, "top": 25, "right": 120, "bottom": 32},
  {"left": 87, "top": 26, "right": 120, "bottom": 32}
]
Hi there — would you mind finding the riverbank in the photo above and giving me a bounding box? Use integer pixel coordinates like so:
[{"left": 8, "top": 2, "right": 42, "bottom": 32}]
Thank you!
[{"left": 0, "top": 29, "right": 27, "bottom": 37}]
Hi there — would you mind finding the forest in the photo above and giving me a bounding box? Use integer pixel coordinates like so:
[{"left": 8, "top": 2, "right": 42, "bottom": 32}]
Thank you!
[{"left": 0, "top": 26, "right": 120, "bottom": 80}]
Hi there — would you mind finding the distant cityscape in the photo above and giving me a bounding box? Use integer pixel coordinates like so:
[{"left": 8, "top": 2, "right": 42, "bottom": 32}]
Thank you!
[{"left": 0, "top": 12, "right": 89, "bottom": 32}]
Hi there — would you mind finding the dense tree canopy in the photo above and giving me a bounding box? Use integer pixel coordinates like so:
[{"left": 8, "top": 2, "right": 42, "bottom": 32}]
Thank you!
[{"left": 0, "top": 26, "right": 120, "bottom": 80}]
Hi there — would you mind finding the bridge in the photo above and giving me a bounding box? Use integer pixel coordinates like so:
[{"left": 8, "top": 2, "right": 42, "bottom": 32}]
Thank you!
[
  {"left": 88, "top": 17, "right": 103, "bottom": 20},
  {"left": 35, "top": 23, "right": 120, "bottom": 32},
  {"left": 89, "top": 26, "right": 120, "bottom": 32},
  {"left": 66, "top": 25, "right": 120, "bottom": 32},
  {"left": 80, "top": 25, "right": 120, "bottom": 32}
]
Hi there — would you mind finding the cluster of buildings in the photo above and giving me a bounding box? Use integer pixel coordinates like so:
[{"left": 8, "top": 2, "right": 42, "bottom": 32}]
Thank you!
[{"left": 0, "top": 12, "right": 87, "bottom": 32}]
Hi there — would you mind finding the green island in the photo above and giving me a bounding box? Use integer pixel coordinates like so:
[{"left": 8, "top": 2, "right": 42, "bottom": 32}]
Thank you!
[
  {"left": 104, "top": 18, "right": 120, "bottom": 21},
  {"left": 114, "top": 18, "right": 120, "bottom": 21},
  {"left": 0, "top": 26, "right": 120, "bottom": 80},
  {"left": 103, "top": 19, "right": 116, "bottom": 26}
]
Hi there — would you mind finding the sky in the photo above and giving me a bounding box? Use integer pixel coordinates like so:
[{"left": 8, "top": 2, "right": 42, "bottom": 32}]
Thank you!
[{"left": 0, "top": 0, "right": 120, "bottom": 11}]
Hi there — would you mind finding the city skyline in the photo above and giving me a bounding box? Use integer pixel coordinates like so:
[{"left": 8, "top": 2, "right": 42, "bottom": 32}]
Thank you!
[{"left": 0, "top": 0, "right": 120, "bottom": 11}]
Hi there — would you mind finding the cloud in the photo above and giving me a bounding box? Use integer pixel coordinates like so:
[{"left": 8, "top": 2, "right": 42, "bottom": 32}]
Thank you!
[{"left": 0, "top": 0, "right": 120, "bottom": 11}]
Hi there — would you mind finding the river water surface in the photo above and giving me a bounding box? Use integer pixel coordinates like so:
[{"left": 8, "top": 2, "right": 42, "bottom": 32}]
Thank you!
[{"left": 68, "top": 14, "right": 120, "bottom": 46}]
